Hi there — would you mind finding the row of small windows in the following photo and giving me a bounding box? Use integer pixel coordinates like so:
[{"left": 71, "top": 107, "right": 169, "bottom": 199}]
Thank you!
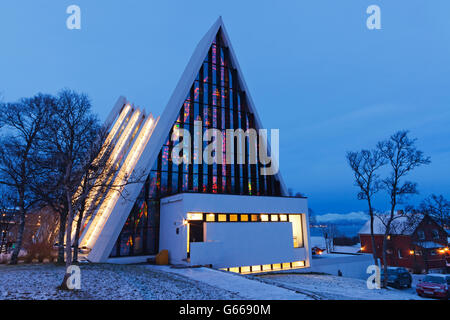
[
  {"left": 221, "top": 261, "right": 306, "bottom": 274},
  {"left": 188, "top": 212, "right": 296, "bottom": 223}
]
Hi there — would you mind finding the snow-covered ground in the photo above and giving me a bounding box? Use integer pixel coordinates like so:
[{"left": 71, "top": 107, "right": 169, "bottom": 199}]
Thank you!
[
  {"left": 0, "top": 264, "right": 432, "bottom": 300},
  {"left": 146, "top": 265, "right": 311, "bottom": 300},
  {"left": 255, "top": 273, "right": 429, "bottom": 300},
  {"left": 0, "top": 264, "right": 240, "bottom": 300}
]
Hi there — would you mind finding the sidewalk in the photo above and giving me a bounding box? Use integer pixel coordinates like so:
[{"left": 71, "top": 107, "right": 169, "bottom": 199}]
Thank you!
[{"left": 145, "top": 265, "right": 311, "bottom": 300}]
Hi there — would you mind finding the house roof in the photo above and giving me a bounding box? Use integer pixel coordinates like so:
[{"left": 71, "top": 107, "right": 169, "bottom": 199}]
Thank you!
[
  {"left": 413, "top": 241, "right": 445, "bottom": 249},
  {"left": 358, "top": 214, "right": 423, "bottom": 236}
]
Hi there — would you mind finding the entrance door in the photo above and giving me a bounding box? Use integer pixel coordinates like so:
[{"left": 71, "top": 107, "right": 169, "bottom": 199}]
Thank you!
[{"left": 189, "top": 221, "right": 204, "bottom": 243}]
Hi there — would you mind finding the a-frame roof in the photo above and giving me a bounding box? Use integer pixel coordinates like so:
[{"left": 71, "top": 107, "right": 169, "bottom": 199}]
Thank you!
[
  {"left": 87, "top": 17, "right": 289, "bottom": 262},
  {"left": 138, "top": 17, "right": 288, "bottom": 196}
]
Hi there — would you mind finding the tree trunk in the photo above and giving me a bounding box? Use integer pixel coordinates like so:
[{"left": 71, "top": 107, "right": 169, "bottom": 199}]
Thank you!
[
  {"left": 381, "top": 234, "right": 389, "bottom": 288},
  {"left": 72, "top": 211, "right": 83, "bottom": 264},
  {"left": 60, "top": 190, "right": 74, "bottom": 290},
  {"left": 9, "top": 203, "right": 25, "bottom": 265},
  {"left": 368, "top": 201, "right": 378, "bottom": 265},
  {"left": 57, "top": 213, "right": 66, "bottom": 264}
]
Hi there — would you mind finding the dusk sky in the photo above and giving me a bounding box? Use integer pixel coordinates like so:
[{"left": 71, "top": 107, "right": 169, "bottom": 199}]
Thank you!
[{"left": 1, "top": 1, "right": 449, "bottom": 216}]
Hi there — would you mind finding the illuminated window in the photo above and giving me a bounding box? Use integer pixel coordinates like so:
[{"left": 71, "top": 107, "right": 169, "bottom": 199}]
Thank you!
[
  {"left": 206, "top": 213, "right": 215, "bottom": 222},
  {"left": 260, "top": 214, "right": 269, "bottom": 222},
  {"left": 251, "top": 265, "right": 261, "bottom": 272},
  {"left": 218, "top": 214, "right": 227, "bottom": 222},
  {"left": 272, "top": 263, "right": 281, "bottom": 270},
  {"left": 251, "top": 214, "right": 259, "bottom": 222},
  {"left": 240, "top": 214, "right": 249, "bottom": 222},
  {"left": 229, "top": 214, "right": 238, "bottom": 222},
  {"left": 292, "top": 261, "right": 305, "bottom": 268},
  {"left": 282, "top": 262, "right": 291, "bottom": 269},
  {"left": 186, "top": 224, "right": 190, "bottom": 253},
  {"left": 262, "top": 264, "right": 271, "bottom": 271},
  {"left": 289, "top": 215, "right": 303, "bottom": 248},
  {"left": 271, "top": 215, "right": 279, "bottom": 222},
  {"left": 229, "top": 267, "right": 239, "bottom": 273},
  {"left": 187, "top": 213, "right": 203, "bottom": 221},
  {"left": 279, "top": 215, "right": 288, "bottom": 221},
  {"left": 240, "top": 266, "right": 251, "bottom": 273}
]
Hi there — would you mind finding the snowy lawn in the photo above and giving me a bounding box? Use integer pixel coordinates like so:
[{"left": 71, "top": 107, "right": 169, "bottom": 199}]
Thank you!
[
  {"left": 255, "top": 272, "right": 429, "bottom": 300},
  {"left": 0, "top": 264, "right": 241, "bottom": 300}
]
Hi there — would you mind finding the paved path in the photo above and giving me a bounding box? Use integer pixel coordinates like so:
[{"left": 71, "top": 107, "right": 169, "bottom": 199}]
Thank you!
[{"left": 146, "top": 266, "right": 311, "bottom": 300}]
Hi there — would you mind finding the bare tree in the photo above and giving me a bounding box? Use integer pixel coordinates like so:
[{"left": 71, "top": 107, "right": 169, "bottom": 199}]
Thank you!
[
  {"left": 322, "top": 224, "right": 337, "bottom": 253},
  {"left": 39, "top": 90, "right": 146, "bottom": 288},
  {"left": 0, "top": 189, "right": 16, "bottom": 254},
  {"left": 347, "top": 149, "right": 386, "bottom": 264},
  {"left": 419, "top": 194, "right": 450, "bottom": 229},
  {"left": 69, "top": 127, "right": 118, "bottom": 263},
  {"left": 33, "top": 166, "right": 68, "bottom": 264},
  {"left": 376, "top": 130, "right": 430, "bottom": 287},
  {"left": 39, "top": 89, "right": 100, "bottom": 288},
  {"left": 0, "top": 94, "right": 53, "bottom": 264}
]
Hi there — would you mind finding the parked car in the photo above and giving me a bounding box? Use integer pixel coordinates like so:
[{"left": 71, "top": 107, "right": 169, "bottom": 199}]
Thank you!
[
  {"left": 311, "top": 246, "right": 325, "bottom": 255},
  {"left": 416, "top": 274, "right": 449, "bottom": 300},
  {"left": 380, "top": 267, "right": 412, "bottom": 289}
]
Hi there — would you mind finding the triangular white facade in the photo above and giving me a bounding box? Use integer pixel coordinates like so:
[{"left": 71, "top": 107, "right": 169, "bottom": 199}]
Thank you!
[{"left": 81, "top": 17, "right": 289, "bottom": 262}]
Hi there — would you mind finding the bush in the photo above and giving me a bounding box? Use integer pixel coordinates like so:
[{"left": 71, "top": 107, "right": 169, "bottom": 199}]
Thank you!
[
  {"left": 21, "top": 207, "right": 59, "bottom": 264},
  {"left": 23, "top": 241, "right": 57, "bottom": 263}
]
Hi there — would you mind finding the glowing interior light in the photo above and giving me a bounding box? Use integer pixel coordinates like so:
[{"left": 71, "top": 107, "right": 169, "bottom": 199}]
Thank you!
[
  {"left": 85, "top": 116, "right": 155, "bottom": 248},
  {"left": 70, "top": 104, "right": 131, "bottom": 240},
  {"left": 79, "top": 109, "right": 143, "bottom": 245},
  {"left": 79, "top": 105, "right": 134, "bottom": 211},
  {"left": 187, "top": 213, "right": 203, "bottom": 221},
  {"left": 100, "top": 104, "right": 132, "bottom": 159}
]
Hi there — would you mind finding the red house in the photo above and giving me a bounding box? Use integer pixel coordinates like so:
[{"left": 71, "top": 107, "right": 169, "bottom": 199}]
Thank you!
[{"left": 359, "top": 214, "right": 449, "bottom": 273}]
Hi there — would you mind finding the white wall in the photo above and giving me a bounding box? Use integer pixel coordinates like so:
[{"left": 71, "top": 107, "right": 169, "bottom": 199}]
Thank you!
[
  {"left": 191, "top": 222, "right": 307, "bottom": 268},
  {"left": 159, "top": 193, "right": 311, "bottom": 268}
]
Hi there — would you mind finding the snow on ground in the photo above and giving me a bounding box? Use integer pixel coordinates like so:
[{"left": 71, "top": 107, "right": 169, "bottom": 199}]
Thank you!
[
  {"left": 255, "top": 273, "right": 429, "bottom": 300},
  {"left": 146, "top": 265, "right": 311, "bottom": 300},
  {"left": 0, "top": 263, "right": 433, "bottom": 300},
  {"left": 0, "top": 264, "right": 240, "bottom": 300}
]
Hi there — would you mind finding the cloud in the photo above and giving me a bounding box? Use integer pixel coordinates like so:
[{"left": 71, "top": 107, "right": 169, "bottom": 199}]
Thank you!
[{"left": 315, "top": 211, "right": 368, "bottom": 223}]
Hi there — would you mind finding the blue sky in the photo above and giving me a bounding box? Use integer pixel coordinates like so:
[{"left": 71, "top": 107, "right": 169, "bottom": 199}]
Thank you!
[{"left": 1, "top": 1, "right": 449, "bottom": 215}]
